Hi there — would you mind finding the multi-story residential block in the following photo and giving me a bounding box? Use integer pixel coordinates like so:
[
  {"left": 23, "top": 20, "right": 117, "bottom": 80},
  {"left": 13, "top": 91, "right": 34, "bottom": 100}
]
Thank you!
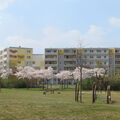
[
  {"left": 32, "top": 54, "right": 45, "bottom": 69},
  {"left": 115, "top": 48, "right": 120, "bottom": 74},
  {"left": 0, "top": 46, "right": 33, "bottom": 73},
  {"left": 45, "top": 48, "right": 118, "bottom": 76}
]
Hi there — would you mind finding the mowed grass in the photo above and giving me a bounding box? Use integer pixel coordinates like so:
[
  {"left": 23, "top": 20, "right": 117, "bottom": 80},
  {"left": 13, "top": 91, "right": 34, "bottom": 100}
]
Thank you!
[{"left": 0, "top": 89, "right": 120, "bottom": 120}]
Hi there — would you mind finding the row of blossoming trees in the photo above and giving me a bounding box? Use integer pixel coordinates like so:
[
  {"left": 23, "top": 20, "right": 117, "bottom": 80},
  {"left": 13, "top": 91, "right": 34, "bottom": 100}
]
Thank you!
[
  {"left": 0, "top": 66, "right": 106, "bottom": 90},
  {"left": 0, "top": 66, "right": 107, "bottom": 102}
]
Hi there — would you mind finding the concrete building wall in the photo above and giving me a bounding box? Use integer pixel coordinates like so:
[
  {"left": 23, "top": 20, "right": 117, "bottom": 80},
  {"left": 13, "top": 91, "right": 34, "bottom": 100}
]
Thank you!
[
  {"left": 9, "top": 47, "right": 33, "bottom": 68},
  {"left": 45, "top": 48, "right": 118, "bottom": 76},
  {"left": 0, "top": 48, "right": 9, "bottom": 73},
  {"left": 32, "top": 54, "right": 45, "bottom": 69},
  {"left": 0, "top": 47, "right": 33, "bottom": 73}
]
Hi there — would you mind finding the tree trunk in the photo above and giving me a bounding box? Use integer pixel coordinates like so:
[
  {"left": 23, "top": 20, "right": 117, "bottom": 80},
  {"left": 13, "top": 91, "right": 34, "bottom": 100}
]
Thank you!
[
  {"left": 61, "top": 80, "right": 63, "bottom": 89},
  {"left": 80, "top": 67, "right": 82, "bottom": 103},
  {"left": 67, "top": 79, "right": 68, "bottom": 88},
  {"left": 75, "top": 83, "right": 77, "bottom": 101},
  {"left": 0, "top": 79, "right": 1, "bottom": 92},
  {"left": 26, "top": 79, "right": 29, "bottom": 89},
  {"left": 51, "top": 79, "right": 53, "bottom": 88},
  {"left": 47, "top": 80, "right": 48, "bottom": 89},
  {"left": 43, "top": 79, "right": 44, "bottom": 90},
  {"left": 77, "top": 82, "right": 79, "bottom": 102},
  {"left": 64, "top": 80, "right": 65, "bottom": 89}
]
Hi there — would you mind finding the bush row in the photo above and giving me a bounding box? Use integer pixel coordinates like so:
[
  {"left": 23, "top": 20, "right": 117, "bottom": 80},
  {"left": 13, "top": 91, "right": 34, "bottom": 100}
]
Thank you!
[{"left": 0, "top": 76, "right": 120, "bottom": 90}]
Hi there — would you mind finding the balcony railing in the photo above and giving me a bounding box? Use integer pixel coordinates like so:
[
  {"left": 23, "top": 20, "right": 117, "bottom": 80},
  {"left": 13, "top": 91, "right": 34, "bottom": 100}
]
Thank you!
[
  {"left": 45, "top": 58, "right": 57, "bottom": 61},
  {"left": 45, "top": 52, "right": 57, "bottom": 55}
]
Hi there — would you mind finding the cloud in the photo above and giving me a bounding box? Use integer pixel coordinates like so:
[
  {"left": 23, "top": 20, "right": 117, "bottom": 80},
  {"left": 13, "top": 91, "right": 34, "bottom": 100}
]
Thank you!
[
  {"left": 5, "top": 28, "right": 81, "bottom": 52},
  {"left": 5, "top": 25, "right": 107, "bottom": 53},
  {"left": 109, "top": 17, "right": 120, "bottom": 27},
  {"left": 82, "top": 25, "right": 106, "bottom": 47},
  {"left": 0, "top": 16, "right": 2, "bottom": 24},
  {"left": 0, "top": 0, "right": 15, "bottom": 10},
  {"left": 6, "top": 36, "right": 36, "bottom": 47},
  {"left": 41, "top": 27, "right": 81, "bottom": 48},
  {"left": 64, "top": 0, "right": 79, "bottom": 3}
]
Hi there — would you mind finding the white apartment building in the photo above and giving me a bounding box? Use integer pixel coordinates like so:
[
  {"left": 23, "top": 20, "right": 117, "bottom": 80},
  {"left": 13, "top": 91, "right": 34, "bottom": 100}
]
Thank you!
[
  {"left": 45, "top": 48, "right": 118, "bottom": 76},
  {"left": 32, "top": 54, "right": 45, "bottom": 69}
]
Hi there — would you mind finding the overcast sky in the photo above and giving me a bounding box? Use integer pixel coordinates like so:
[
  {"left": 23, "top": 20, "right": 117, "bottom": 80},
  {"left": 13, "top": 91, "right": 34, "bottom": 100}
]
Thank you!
[{"left": 0, "top": 0, "right": 120, "bottom": 53}]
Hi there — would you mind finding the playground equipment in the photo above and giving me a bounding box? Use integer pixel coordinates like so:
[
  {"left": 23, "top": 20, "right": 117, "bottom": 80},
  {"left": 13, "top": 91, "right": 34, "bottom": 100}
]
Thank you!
[
  {"left": 92, "top": 71, "right": 112, "bottom": 104},
  {"left": 92, "top": 83, "right": 111, "bottom": 104}
]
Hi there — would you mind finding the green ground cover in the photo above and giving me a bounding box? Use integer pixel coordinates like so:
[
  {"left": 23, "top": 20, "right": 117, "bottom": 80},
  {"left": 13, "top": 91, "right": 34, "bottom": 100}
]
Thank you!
[{"left": 0, "top": 89, "right": 120, "bottom": 120}]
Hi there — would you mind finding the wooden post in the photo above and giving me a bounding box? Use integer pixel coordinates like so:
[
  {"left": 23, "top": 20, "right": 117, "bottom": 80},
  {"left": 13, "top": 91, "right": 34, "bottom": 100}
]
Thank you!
[
  {"left": 92, "top": 82, "right": 96, "bottom": 103},
  {"left": 75, "top": 83, "right": 77, "bottom": 101},
  {"left": 107, "top": 85, "right": 111, "bottom": 104}
]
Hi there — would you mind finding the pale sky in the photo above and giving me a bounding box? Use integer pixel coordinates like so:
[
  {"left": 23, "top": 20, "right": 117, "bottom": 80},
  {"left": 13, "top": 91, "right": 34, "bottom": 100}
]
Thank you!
[{"left": 0, "top": 0, "right": 120, "bottom": 53}]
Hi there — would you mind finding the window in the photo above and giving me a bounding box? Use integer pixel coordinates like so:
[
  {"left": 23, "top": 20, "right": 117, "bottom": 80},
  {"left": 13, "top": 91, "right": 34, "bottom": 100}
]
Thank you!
[
  {"left": 90, "top": 50, "right": 94, "bottom": 53},
  {"left": 97, "top": 50, "right": 101, "bottom": 52},
  {"left": 64, "top": 50, "right": 69, "bottom": 53},
  {"left": 97, "top": 56, "right": 101, "bottom": 58},
  {"left": 18, "top": 61, "right": 21, "bottom": 64},
  {"left": 53, "top": 50, "right": 57, "bottom": 52},
  {"left": 104, "top": 62, "right": 107, "bottom": 65},
  {"left": 26, "top": 61, "right": 32, "bottom": 66},
  {"left": 27, "top": 56, "right": 31, "bottom": 59},
  {"left": 46, "top": 50, "right": 51, "bottom": 53},
  {"left": 90, "top": 56, "right": 94, "bottom": 58},
  {"left": 32, "top": 61, "right": 35, "bottom": 64},
  {"left": 115, "top": 61, "right": 120, "bottom": 64},
  {"left": 27, "top": 50, "right": 31, "bottom": 53},
  {"left": 104, "top": 50, "right": 107, "bottom": 53},
  {"left": 73, "top": 50, "right": 76, "bottom": 53},
  {"left": 115, "top": 55, "right": 120, "bottom": 58},
  {"left": 115, "top": 50, "right": 119, "bottom": 53},
  {"left": 90, "top": 62, "right": 93, "bottom": 65}
]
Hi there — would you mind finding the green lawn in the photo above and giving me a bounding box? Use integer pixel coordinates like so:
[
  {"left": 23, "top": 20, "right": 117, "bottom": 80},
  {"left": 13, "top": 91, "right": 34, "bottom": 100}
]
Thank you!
[{"left": 0, "top": 89, "right": 120, "bottom": 120}]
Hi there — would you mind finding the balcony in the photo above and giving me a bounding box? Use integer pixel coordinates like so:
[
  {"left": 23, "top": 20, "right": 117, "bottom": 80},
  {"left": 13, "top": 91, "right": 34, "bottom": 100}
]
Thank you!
[
  {"left": 64, "top": 58, "right": 76, "bottom": 61},
  {"left": 45, "top": 52, "right": 57, "bottom": 55},
  {"left": 115, "top": 58, "right": 120, "bottom": 61},
  {"left": 45, "top": 64, "right": 58, "bottom": 67},
  {"left": 64, "top": 64, "right": 76, "bottom": 67},
  {"left": 45, "top": 58, "right": 57, "bottom": 61},
  {"left": 64, "top": 52, "right": 76, "bottom": 55},
  {"left": 83, "top": 52, "right": 108, "bottom": 55},
  {"left": 115, "top": 64, "right": 120, "bottom": 67}
]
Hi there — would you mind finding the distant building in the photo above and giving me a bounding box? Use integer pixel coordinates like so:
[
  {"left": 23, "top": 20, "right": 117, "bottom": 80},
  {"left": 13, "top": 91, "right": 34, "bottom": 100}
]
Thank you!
[
  {"left": 0, "top": 47, "right": 33, "bottom": 73},
  {"left": 0, "top": 47, "right": 45, "bottom": 73},
  {"left": 32, "top": 54, "right": 45, "bottom": 69},
  {"left": 45, "top": 48, "right": 120, "bottom": 76}
]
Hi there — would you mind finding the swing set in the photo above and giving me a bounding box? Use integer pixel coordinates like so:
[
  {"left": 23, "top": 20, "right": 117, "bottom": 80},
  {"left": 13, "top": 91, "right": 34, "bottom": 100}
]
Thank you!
[{"left": 92, "top": 71, "right": 112, "bottom": 104}]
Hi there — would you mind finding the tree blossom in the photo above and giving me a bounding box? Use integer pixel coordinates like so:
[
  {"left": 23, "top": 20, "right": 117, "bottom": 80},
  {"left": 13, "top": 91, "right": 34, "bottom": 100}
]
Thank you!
[
  {"left": 56, "top": 70, "right": 73, "bottom": 81},
  {"left": 72, "top": 67, "right": 106, "bottom": 81},
  {"left": 0, "top": 69, "right": 13, "bottom": 79}
]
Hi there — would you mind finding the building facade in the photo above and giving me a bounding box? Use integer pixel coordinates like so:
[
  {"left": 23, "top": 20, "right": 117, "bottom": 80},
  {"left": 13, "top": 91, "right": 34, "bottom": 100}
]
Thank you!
[
  {"left": 45, "top": 48, "right": 119, "bottom": 76},
  {"left": 32, "top": 54, "right": 45, "bottom": 69},
  {"left": 0, "top": 47, "right": 33, "bottom": 73}
]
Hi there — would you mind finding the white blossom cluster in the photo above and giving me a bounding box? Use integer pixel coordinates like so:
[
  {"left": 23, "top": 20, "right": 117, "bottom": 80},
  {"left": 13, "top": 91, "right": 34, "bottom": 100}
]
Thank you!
[{"left": 0, "top": 66, "right": 106, "bottom": 82}]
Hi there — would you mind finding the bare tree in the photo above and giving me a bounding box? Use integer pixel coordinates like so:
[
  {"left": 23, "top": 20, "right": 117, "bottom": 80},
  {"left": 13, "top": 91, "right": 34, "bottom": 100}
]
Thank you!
[{"left": 75, "top": 43, "right": 84, "bottom": 103}]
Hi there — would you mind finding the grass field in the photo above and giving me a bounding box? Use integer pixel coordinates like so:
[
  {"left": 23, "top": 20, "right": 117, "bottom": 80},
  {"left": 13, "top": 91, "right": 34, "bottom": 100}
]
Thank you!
[{"left": 0, "top": 89, "right": 120, "bottom": 120}]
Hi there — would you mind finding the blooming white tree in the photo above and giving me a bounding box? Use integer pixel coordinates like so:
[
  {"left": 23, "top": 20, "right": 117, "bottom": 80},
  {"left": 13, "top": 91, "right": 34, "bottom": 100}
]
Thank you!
[
  {"left": 73, "top": 67, "right": 106, "bottom": 81},
  {"left": 15, "top": 66, "right": 36, "bottom": 88},
  {"left": 72, "top": 67, "right": 107, "bottom": 102},
  {"left": 0, "top": 69, "right": 13, "bottom": 79},
  {"left": 56, "top": 70, "right": 73, "bottom": 88},
  {"left": 15, "top": 66, "right": 55, "bottom": 89}
]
